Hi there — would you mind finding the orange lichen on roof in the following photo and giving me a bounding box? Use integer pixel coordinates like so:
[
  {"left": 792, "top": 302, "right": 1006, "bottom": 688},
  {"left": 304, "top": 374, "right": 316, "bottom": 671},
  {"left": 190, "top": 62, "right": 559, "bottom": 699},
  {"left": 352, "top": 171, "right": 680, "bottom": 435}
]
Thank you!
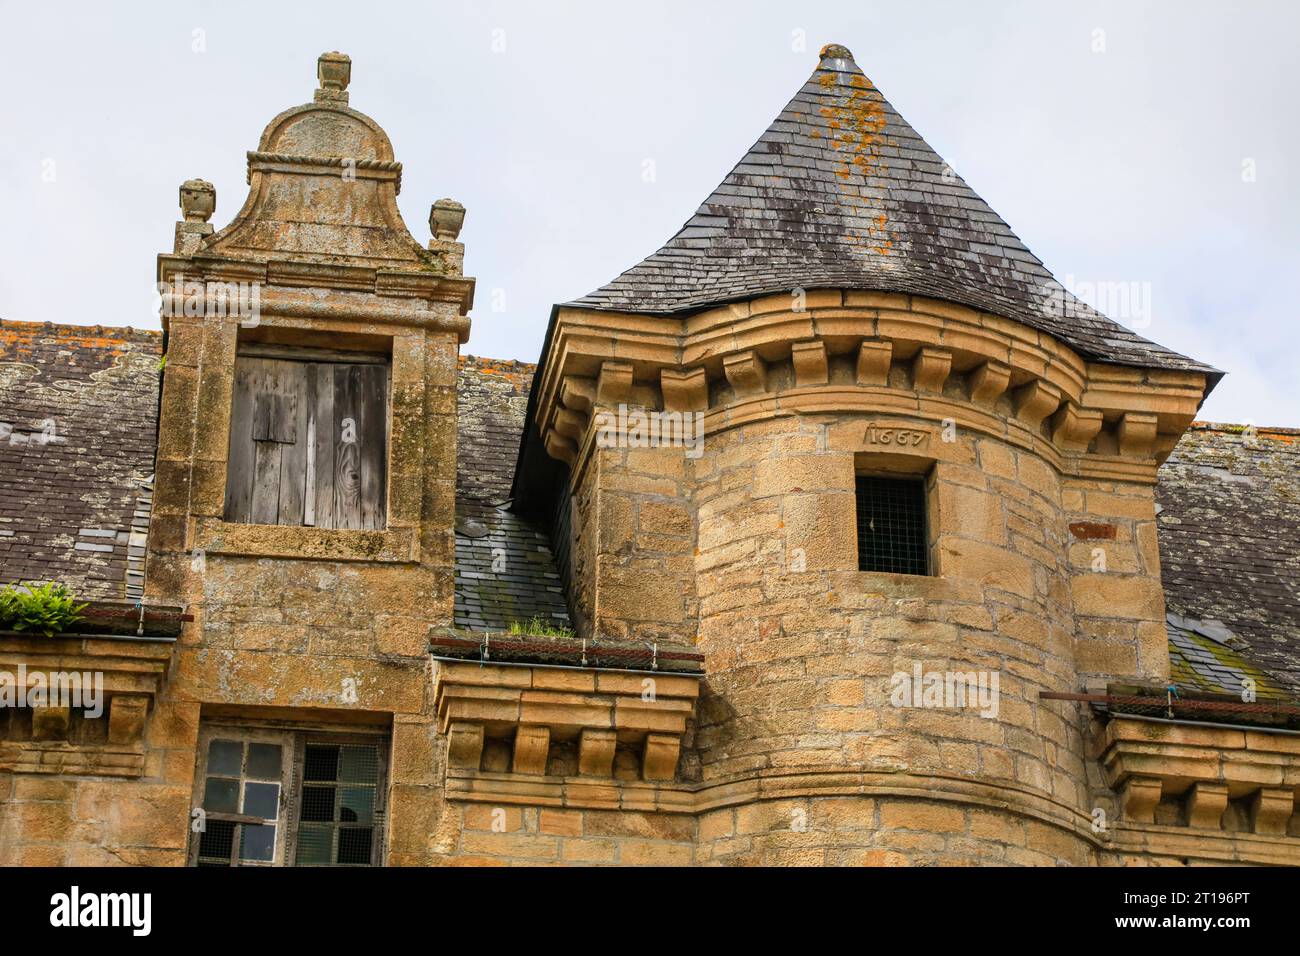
[
  {"left": 0, "top": 320, "right": 161, "bottom": 374},
  {"left": 816, "top": 70, "right": 891, "bottom": 254},
  {"left": 1190, "top": 420, "right": 1300, "bottom": 441},
  {"left": 0, "top": 320, "right": 160, "bottom": 355},
  {"left": 458, "top": 354, "right": 535, "bottom": 392}
]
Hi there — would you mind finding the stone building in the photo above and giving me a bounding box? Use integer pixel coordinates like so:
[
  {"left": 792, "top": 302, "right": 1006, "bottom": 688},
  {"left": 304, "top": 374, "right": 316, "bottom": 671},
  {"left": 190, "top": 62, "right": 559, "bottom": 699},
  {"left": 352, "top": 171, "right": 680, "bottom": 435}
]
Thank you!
[{"left": 0, "top": 47, "right": 1297, "bottom": 866}]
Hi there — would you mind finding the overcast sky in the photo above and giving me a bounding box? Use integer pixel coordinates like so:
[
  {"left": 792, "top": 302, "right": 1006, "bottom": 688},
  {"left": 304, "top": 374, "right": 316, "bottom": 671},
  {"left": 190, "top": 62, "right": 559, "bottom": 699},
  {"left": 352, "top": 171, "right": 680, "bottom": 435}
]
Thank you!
[{"left": 1, "top": 0, "right": 1295, "bottom": 425}]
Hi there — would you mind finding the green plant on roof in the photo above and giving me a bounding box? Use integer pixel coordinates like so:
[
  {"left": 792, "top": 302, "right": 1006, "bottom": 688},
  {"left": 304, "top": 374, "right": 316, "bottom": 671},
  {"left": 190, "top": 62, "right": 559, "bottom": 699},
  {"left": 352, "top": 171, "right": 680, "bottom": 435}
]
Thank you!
[
  {"left": 507, "top": 615, "right": 574, "bottom": 639},
  {"left": 0, "top": 582, "right": 88, "bottom": 637}
]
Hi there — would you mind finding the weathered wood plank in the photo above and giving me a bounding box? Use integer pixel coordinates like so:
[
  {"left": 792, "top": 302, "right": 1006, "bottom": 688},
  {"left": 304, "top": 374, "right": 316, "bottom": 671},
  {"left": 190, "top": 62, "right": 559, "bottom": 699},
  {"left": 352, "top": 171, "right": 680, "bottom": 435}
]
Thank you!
[
  {"left": 250, "top": 440, "right": 283, "bottom": 525},
  {"left": 238, "top": 343, "right": 389, "bottom": 365},
  {"left": 224, "top": 358, "right": 259, "bottom": 523},
  {"left": 311, "top": 363, "right": 336, "bottom": 530},
  {"left": 359, "top": 363, "right": 388, "bottom": 530},
  {"left": 276, "top": 360, "right": 309, "bottom": 525},
  {"left": 333, "top": 364, "right": 363, "bottom": 530},
  {"left": 251, "top": 366, "right": 299, "bottom": 444}
]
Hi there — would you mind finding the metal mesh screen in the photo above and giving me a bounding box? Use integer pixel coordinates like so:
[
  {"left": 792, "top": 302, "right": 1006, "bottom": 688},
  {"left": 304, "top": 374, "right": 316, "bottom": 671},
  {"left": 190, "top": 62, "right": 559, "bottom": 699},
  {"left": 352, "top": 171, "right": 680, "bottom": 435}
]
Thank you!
[
  {"left": 294, "top": 743, "right": 381, "bottom": 866},
  {"left": 855, "top": 475, "right": 928, "bottom": 575}
]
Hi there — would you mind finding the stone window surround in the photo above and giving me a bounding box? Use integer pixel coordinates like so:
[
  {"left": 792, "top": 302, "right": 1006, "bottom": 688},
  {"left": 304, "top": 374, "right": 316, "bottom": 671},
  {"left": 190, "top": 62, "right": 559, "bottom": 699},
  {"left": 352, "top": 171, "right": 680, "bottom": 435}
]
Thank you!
[
  {"left": 853, "top": 452, "right": 939, "bottom": 577},
  {"left": 174, "top": 314, "right": 429, "bottom": 565}
]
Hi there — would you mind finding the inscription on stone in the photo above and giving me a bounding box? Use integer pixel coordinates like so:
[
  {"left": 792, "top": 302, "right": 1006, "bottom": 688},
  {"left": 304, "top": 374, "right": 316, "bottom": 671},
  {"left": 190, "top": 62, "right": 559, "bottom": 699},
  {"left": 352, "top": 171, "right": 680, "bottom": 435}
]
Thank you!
[{"left": 865, "top": 424, "right": 930, "bottom": 447}]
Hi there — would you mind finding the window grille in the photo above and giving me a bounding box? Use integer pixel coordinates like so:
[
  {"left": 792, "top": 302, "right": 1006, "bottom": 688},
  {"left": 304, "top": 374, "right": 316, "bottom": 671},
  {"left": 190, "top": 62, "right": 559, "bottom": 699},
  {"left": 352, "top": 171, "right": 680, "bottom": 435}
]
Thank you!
[
  {"left": 293, "top": 742, "right": 383, "bottom": 866},
  {"left": 855, "top": 475, "right": 929, "bottom": 575}
]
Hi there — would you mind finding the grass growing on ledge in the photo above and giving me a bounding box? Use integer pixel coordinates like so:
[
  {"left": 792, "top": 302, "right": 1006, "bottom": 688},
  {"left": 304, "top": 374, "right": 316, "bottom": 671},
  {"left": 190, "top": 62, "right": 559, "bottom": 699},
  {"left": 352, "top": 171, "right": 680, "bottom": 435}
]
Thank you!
[
  {"left": 506, "top": 616, "right": 574, "bottom": 639},
  {"left": 0, "top": 582, "right": 88, "bottom": 637}
]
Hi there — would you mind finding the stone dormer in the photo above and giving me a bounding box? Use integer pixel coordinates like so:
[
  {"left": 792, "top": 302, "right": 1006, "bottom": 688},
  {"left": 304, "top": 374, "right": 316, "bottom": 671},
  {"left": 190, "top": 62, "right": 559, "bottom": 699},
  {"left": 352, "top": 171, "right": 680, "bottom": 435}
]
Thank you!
[
  {"left": 141, "top": 53, "right": 475, "bottom": 865},
  {"left": 150, "top": 51, "right": 472, "bottom": 579}
]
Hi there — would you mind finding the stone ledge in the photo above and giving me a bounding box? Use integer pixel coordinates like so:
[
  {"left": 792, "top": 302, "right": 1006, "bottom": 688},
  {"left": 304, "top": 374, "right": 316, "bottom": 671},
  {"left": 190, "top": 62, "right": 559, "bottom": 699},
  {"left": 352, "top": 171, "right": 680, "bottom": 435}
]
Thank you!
[
  {"left": 192, "top": 517, "right": 419, "bottom": 563},
  {"left": 1105, "top": 821, "right": 1300, "bottom": 866},
  {"left": 444, "top": 765, "right": 1100, "bottom": 841},
  {"left": 0, "top": 740, "right": 145, "bottom": 777},
  {"left": 0, "top": 633, "right": 172, "bottom": 778},
  {"left": 1099, "top": 716, "right": 1300, "bottom": 834},
  {"left": 433, "top": 660, "right": 701, "bottom": 783}
]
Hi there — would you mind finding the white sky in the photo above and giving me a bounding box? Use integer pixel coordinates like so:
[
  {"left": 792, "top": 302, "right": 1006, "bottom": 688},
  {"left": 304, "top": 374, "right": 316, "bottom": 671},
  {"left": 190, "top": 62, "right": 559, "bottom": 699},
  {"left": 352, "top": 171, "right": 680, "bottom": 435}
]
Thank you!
[{"left": 1, "top": 0, "right": 1296, "bottom": 425}]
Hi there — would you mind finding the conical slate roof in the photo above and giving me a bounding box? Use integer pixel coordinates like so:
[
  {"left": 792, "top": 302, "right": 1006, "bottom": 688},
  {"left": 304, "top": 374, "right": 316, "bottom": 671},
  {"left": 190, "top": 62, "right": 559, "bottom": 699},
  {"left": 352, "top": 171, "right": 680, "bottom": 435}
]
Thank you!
[{"left": 569, "top": 44, "right": 1213, "bottom": 374}]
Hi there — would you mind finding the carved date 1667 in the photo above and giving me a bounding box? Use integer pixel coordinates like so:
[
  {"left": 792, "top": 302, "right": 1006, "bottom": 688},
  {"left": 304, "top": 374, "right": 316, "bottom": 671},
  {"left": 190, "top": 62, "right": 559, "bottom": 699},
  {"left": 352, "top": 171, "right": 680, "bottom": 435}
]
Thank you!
[{"left": 865, "top": 425, "right": 929, "bottom": 447}]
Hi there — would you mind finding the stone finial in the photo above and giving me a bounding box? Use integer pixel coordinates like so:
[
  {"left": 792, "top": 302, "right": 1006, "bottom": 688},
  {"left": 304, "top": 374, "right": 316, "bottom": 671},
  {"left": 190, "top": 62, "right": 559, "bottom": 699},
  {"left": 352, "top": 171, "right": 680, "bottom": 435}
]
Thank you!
[
  {"left": 430, "top": 198, "right": 466, "bottom": 241},
  {"left": 819, "top": 43, "right": 855, "bottom": 61},
  {"left": 317, "top": 51, "right": 351, "bottom": 91},
  {"left": 179, "top": 179, "right": 215, "bottom": 223}
]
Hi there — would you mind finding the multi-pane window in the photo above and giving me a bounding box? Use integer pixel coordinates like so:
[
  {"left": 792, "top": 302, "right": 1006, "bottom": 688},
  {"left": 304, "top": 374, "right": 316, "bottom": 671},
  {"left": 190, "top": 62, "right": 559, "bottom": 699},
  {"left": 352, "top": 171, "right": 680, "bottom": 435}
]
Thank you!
[
  {"left": 194, "top": 731, "right": 290, "bottom": 866},
  {"left": 296, "top": 743, "right": 382, "bottom": 866},
  {"left": 855, "top": 475, "right": 929, "bottom": 576},
  {"left": 223, "top": 347, "right": 389, "bottom": 530},
  {"left": 191, "top": 727, "right": 387, "bottom": 867}
]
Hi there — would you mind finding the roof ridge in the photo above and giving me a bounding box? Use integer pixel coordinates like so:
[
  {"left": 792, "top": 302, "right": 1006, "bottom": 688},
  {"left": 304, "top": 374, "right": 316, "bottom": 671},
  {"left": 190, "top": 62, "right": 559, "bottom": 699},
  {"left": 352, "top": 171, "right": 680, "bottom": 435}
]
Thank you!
[
  {"left": 0, "top": 318, "right": 162, "bottom": 341},
  {"left": 1189, "top": 421, "right": 1300, "bottom": 436}
]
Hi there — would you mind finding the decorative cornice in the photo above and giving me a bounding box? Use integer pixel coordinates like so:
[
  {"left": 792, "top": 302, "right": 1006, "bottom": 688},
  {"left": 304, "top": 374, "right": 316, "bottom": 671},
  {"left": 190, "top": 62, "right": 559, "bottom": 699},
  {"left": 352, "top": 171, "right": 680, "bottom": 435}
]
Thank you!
[
  {"left": 433, "top": 660, "right": 701, "bottom": 783},
  {"left": 245, "top": 151, "right": 404, "bottom": 192},
  {"left": 0, "top": 633, "right": 174, "bottom": 778},
  {"left": 533, "top": 290, "right": 1209, "bottom": 485},
  {"left": 1098, "top": 716, "right": 1300, "bottom": 837}
]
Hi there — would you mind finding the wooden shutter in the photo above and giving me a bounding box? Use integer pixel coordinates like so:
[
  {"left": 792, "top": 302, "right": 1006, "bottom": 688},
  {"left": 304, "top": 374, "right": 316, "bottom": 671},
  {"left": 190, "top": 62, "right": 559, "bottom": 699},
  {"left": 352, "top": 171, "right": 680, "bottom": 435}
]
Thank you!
[{"left": 225, "top": 354, "right": 388, "bottom": 530}]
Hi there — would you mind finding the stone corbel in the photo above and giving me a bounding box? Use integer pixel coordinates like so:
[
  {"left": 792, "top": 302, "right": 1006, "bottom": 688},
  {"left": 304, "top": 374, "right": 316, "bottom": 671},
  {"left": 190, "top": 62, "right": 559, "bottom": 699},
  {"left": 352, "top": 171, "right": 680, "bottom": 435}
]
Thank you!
[
  {"left": 597, "top": 362, "right": 635, "bottom": 406},
  {"left": 1185, "top": 781, "right": 1228, "bottom": 828},
  {"left": 1013, "top": 379, "right": 1062, "bottom": 429},
  {"left": 661, "top": 368, "right": 708, "bottom": 412},
  {"left": 560, "top": 375, "right": 597, "bottom": 414},
  {"left": 856, "top": 339, "right": 893, "bottom": 386},
  {"left": 513, "top": 725, "right": 551, "bottom": 775},
  {"left": 723, "top": 351, "right": 768, "bottom": 397},
  {"left": 579, "top": 728, "right": 618, "bottom": 776},
  {"left": 1249, "top": 788, "right": 1295, "bottom": 835},
  {"left": 544, "top": 431, "right": 578, "bottom": 466},
  {"left": 31, "top": 704, "right": 71, "bottom": 742},
  {"left": 968, "top": 360, "right": 1011, "bottom": 405},
  {"left": 1051, "top": 403, "right": 1104, "bottom": 452},
  {"left": 911, "top": 347, "right": 952, "bottom": 393},
  {"left": 107, "top": 694, "right": 150, "bottom": 746},
  {"left": 643, "top": 734, "right": 682, "bottom": 782},
  {"left": 447, "top": 721, "right": 486, "bottom": 770},
  {"left": 791, "top": 340, "right": 829, "bottom": 387},
  {"left": 1120, "top": 775, "right": 1163, "bottom": 824},
  {"left": 1118, "top": 412, "right": 1159, "bottom": 458},
  {"left": 553, "top": 407, "right": 588, "bottom": 443}
]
